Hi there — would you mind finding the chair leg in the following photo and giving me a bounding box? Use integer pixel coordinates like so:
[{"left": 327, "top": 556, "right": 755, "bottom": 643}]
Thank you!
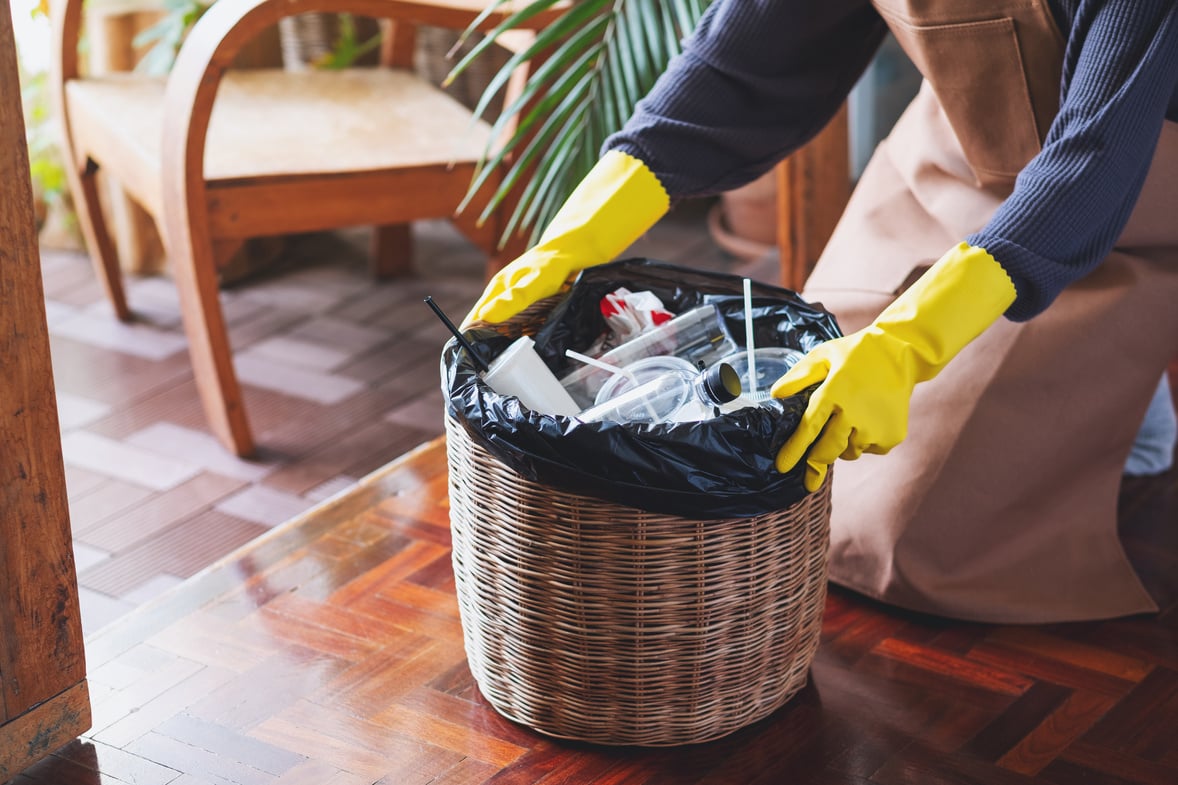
[
  {"left": 370, "top": 224, "right": 414, "bottom": 279},
  {"left": 169, "top": 230, "right": 256, "bottom": 457},
  {"left": 70, "top": 164, "right": 131, "bottom": 321}
]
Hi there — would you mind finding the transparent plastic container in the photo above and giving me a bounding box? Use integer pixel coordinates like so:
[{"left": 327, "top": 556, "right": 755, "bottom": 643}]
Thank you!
[
  {"left": 717, "top": 347, "right": 805, "bottom": 408},
  {"left": 592, "top": 356, "right": 698, "bottom": 407},
  {"left": 560, "top": 306, "right": 737, "bottom": 407},
  {"left": 577, "top": 362, "right": 741, "bottom": 425}
]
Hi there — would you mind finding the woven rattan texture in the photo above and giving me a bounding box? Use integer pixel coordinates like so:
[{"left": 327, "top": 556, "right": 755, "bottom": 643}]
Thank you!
[{"left": 445, "top": 410, "right": 832, "bottom": 746}]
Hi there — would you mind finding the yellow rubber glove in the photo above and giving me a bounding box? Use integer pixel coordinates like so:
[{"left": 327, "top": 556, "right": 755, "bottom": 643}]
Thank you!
[
  {"left": 772, "top": 242, "right": 1017, "bottom": 492},
  {"left": 464, "top": 150, "right": 669, "bottom": 325}
]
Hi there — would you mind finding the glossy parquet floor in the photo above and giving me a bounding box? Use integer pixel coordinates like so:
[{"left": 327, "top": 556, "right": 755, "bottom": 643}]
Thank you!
[
  {"left": 12, "top": 430, "right": 1178, "bottom": 785},
  {"left": 44, "top": 202, "right": 738, "bottom": 637},
  {"left": 33, "top": 202, "right": 1178, "bottom": 785}
]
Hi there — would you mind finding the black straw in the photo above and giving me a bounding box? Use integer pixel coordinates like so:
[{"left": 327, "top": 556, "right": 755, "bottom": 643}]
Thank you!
[{"left": 424, "top": 297, "right": 490, "bottom": 373}]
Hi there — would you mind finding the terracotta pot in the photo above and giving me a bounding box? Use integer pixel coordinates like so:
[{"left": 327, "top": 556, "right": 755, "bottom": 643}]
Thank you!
[{"left": 707, "top": 169, "right": 778, "bottom": 262}]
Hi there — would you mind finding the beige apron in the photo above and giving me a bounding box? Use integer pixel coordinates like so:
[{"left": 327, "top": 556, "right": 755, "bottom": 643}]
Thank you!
[{"left": 803, "top": 0, "right": 1178, "bottom": 622}]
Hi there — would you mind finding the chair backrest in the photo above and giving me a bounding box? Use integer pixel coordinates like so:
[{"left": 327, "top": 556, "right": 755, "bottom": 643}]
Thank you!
[{"left": 47, "top": 0, "right": 557, "bottom": 456}]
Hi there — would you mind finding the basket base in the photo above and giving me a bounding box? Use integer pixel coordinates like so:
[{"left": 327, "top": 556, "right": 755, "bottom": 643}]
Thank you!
[{"left": 469, "top": 665, "right": 816, "bottom": 748}]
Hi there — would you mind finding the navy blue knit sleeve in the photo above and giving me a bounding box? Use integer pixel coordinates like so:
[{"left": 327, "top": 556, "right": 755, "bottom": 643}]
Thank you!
[
  {"left": 603, "top": 0, "right": 886, "bottom": 198},
  {"left": 969, "top": 0, "right": 1178, "bottom": 321}
]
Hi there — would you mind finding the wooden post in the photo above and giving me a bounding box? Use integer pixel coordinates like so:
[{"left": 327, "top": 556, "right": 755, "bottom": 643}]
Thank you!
[
  {"left": 0, "top": 1, "right": 91, "bottom": 778},
  {"left": 776, "top": 103, "right": 851, "bottom": 292}
]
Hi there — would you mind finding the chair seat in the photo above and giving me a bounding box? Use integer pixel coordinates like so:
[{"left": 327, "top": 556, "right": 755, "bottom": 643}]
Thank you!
[{"left": 65, "top": 67, "right": 495, "bottom": 216}]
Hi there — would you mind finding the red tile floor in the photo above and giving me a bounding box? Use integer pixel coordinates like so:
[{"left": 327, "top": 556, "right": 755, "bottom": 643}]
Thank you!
[{"left": 46, "top": 199, "right": 753, "bottom": 636}]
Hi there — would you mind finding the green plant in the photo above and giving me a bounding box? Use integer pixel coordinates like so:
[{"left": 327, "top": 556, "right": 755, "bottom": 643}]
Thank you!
[
  {"left": 21, "top": 68, "right": 66, "bottom": 209},
  {"left": 18, "top": 0, "right": 75, "bottom": 237},
  {"left": 447, "top": 0, "right": 712, "bottom": 245},
  {"left": 310, "top": 14, "right": 382, "bottom": 69},
  {"left": 133, "top": 0, "right": 214, "bottom": 76},
  {"left": 134, "top": 0, "right": 379, "bottom": 75}
]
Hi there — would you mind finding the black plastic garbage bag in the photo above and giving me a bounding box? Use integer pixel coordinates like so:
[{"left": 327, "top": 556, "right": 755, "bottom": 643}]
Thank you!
[{"left": 443, "top": 258, "right": 842, "bottom": 519}]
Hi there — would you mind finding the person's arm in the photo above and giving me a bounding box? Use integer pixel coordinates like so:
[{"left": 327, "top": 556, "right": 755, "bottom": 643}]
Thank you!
[
  {"left": 775, "top": 0, "right": 1178, "bottom": 491},
  {"left": 468, "top": 0, "right": 886, "bottom": 324},
  {"left": 606, "top": 0, "right": 885, "bottom": 198},
  {"left": 773, "top": 243, "right": 1016, "bottom": 491},
  {"left": 970, "top": 0, "right": 1178, "bottom": 320}
]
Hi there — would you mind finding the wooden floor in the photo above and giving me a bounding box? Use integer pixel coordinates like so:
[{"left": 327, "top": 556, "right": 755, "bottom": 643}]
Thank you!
[
  {"left": 12, "top": 428, "right": 1178, "bottom": 785},
  {"left": 45, "top": 203, "right": 735, "bottom": 637},
  {"left": 28, "top": 202, "right": 1178, "bottom": 784}
]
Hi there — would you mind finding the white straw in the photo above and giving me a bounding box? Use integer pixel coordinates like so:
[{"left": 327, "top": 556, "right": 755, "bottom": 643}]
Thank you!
[
  {"left": 743, "top": 278, "right": 758, "bottom": 395},
  {"left": 566, "top": 349, "right": 634, "bottom": 378},
  {"left": 565, "top": 349, "right": 660, "bottom": 421}
]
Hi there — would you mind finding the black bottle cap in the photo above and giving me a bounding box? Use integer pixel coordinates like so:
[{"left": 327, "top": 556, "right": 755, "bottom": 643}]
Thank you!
[{"left": 700, "top": 362, "right": 742, "bottom": 404}]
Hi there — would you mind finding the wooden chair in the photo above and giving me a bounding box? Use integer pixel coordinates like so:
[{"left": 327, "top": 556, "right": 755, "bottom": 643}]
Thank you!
[{"left": 50, "top": 0, "right": 542, "bottom": 457}]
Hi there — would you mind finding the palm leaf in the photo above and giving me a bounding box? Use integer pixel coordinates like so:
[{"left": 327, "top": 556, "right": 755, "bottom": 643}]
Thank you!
[
  {"left": 451, "top": 0, "right": 713, "bottom": 247},
  {"left": 458, "top": 15, "right": 610, "bottom": 205},
  {"left": 474, "top": 75, "right": 594, "bottom": 221}
]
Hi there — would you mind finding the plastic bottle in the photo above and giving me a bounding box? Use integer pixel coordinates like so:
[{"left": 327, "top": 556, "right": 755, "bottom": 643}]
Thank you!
[
  {"left": 715, "top": 347, "right": 805, "bottom": 410},
  {"left": 576, "top": 363, "right": 741, "bottom": 425},
  {"left": 673, "top": 362, "right": 743, "bottom": 422}
]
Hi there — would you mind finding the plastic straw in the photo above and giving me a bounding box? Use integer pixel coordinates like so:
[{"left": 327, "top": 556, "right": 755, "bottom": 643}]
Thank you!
[
  {"left": 565, "top": 349, "right": 628, "bottom": 377},
  {"left": 743, "top": 278, "right": 758, "bottom": 395},
  {"left": 565, "top": 349, "right": 660, "bottom": 422},
  {"left": 423, "top": 297, "right": 489, "bottom": 373}
]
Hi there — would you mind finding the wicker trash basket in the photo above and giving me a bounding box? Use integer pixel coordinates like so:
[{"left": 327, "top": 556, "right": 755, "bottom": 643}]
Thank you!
[{"left": 446, "top": 305, "right": 833, "bottom": 747}]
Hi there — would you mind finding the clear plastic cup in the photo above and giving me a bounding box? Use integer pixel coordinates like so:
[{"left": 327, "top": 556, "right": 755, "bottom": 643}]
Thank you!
[
  {"left": 592, "top": 355, "right": 699, "bottom": 406},
  {"left": 577, "top": 370, "right": 696, "bottom": 424},
  {"left": 481, "top": 336, "right": 582, "bottom": 417},
  {"left": 559, "top": 306, "right": 736, "bottom": 406},
  {"left": 578, "top": 361, "right": 740, "bottom": 425}
]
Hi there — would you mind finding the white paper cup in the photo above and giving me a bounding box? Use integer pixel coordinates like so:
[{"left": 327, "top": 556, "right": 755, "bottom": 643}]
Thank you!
[{"left": 481, "top": 336, "right": 582, "bottom": 417}]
